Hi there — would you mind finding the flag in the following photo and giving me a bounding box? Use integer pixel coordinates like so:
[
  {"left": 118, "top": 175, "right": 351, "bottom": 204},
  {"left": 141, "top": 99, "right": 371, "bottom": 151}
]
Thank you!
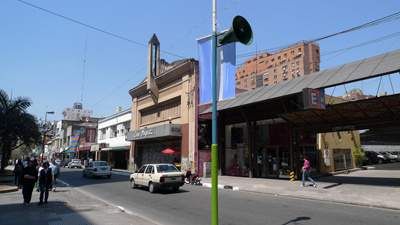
[
  {"left": 70, "top": 135, "right": 79, "bottom": 152},
  {"left": 197, "top": 34, "right": 236, "bottom": 105}
]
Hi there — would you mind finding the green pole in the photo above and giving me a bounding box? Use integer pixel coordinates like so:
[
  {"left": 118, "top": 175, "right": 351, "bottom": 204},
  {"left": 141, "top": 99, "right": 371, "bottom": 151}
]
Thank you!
[{"left": 211, "top": 1, "right": 218, "bottom": 224}]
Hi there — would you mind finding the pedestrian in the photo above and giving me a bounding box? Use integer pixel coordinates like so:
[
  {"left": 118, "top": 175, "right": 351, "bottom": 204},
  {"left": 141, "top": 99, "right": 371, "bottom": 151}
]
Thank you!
[
  {"left": 19, "top": 160, "right": 38, "bottom": 206},
  {"left": 38, "top": 161, "right": 54, "bottom": 205},
  {"left": 301, "top": 156, "right": 317, "bottom": 188},
  {"left": 36, "top": 162, "right": 44, "bottom": 191},
  {"left": 13, "top": 160, "right": 23, "bottom": 186},
  {"left": 23, "top": 157, "right": 30, "bottom": 168},
  {"left": 49, "top": 158, "right": 61, "bottom": 192},
  {"left": 89, "top": 158, "right": 93, "bottom": 163}
]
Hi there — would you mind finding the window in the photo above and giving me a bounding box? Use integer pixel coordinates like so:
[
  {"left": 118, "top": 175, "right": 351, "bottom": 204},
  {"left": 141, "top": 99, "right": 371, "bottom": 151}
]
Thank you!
[
  {"left": 251, "top": 77, "right": 255, "bottom": 81},
  {"left": 251, "top": 82, "right": 255, "bottom": 86},
  {"left": 271, "top": 58, "right": 275, "bottom": 62},
  {"left": 274, "top": 69, "right": 277, "bottom": 73},
  {"left": 145, "top": 166, "right": 154, "bottom": 174},
  {"left": 138, "top": 166, "right": 147, "bottom": 173},
  {"left": 297, "top": 74, "right": 301, "bottom": 77},
  {"left": 264, "top": 78, "right": 269, "bottom": 81},
  {"left": 292, "top": 63, "right": 295, "bottom": 67},
  {"left": 274, "top": 81, "right": 277, "bottom": 83},
  {"left": 247, "top": 60, "right": 251, "bottom": 64},
  {"left": 282, "top": 66, "right": 287, "bottom": 70},
  {"left": 278, "top": 56, "right": 281, "bottom": 60},
  {"left": 244, "top": 79, "right": 247, "bottom": 83},
  {"left": 274, "top": 75, "right": 277, "bottom": 79},
  {"left": 296, "top": 61, "right": 300, "bottom": 65},
  {"left": 284, "top": 53, "right": 287, "bottom": 57},
  {"left": 244, "top": 84, "right": 247, "bottom": 88},
  {"left": 266, "top": 61, "right": 269, "bottom": 64},
  {"left": 310, "top": 67, "right": 313, "bottom": 71},
  {"left": 259, "top": 55, "right": 264, "bottom": 59},
  {"left": 316, "top": 62, "right": 319, "bottom": 66},
  {"left": 292, "top": 69, "right": 295, "bottom": 74},
  {"left": 243, "top": 70, "right": 245, "bottom": 73},
  {"left": 259, "top": 61, "right": 264, "bottom": 64},
  {"left": 310, "top": 61, "right": 312, "bottom": 64},
  {"left": 297, "top": 67, "right": 300, "bottom": 72},
  {"left": 237, "top": 81, "right": 241, "bottom": 85},
  {"left": 253, "top": 58, "right": 257, "bottom": 61},
  {"left": 264, "top": 72, "right": 269, "bottom": 76},
  {"left": 291, "top": 51, "right": 294, "bottom": 55},
  {"left": 239, "top": 71, "right": 241, "bottom": 74},
  {"left": 292, "top": 75, "right": 295, "bottom": 78},
  {"left": 298, "top": 48, "right": 301, "bottom": 52},
  {"left": 316, "top": 49, "right": 319, "bottom": 54}
]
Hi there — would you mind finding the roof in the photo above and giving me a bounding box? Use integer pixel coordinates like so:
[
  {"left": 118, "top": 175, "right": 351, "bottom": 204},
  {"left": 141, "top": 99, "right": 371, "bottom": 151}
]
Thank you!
[{"left": 201, "top": 49, "right": 400, "bottom": 114}]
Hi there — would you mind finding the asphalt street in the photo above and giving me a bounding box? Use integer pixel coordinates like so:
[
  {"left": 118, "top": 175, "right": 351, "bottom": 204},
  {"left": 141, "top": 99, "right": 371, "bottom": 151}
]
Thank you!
[{"left": 58, "top": 167, "right": 399, "bottom": 225}]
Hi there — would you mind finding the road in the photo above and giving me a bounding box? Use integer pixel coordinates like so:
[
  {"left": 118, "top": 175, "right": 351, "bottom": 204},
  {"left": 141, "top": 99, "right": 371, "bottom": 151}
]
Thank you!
[{"left": 57, "top": 166, "right": 399, "bottom": 225}]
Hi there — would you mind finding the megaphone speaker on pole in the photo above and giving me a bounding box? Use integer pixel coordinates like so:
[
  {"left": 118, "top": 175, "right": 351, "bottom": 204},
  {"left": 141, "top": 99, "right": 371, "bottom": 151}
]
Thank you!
[{"left": 219, "top": 15, "right": 253, "bottom": 46}]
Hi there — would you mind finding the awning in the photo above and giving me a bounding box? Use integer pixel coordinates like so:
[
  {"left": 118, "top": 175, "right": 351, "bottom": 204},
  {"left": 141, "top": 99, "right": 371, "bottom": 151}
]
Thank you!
[
  {"left": 100, "top": 146, "right": 130, "bottom": 151},
  {"left": 61, "top": 147, "right": 70, "bottom": 154}
]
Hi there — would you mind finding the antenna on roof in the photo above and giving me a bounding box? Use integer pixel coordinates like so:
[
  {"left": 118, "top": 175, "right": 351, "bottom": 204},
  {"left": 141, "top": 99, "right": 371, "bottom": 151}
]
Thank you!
[{"left": 81, "top": 38, "right": 87, "bottom": 102}]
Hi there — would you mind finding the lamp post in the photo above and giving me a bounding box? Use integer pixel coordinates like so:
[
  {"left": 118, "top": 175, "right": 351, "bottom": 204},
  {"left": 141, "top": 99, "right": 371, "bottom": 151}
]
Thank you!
[{"left": 41, "top": 111, "right": 54, "bottom": 162}]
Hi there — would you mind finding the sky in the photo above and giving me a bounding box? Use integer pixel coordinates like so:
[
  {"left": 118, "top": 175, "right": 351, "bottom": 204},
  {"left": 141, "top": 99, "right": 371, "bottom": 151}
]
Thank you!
[{"left": 1, "top": 0, "right": 400, "bottom": 123}]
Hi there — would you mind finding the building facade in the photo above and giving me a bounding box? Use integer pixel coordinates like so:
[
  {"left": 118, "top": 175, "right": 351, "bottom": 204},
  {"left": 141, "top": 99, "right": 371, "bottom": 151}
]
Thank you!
[
  {"left": 96, "top": 107, "right": 131, "bottom": 169},
  {"left": 236, "top": 41, "right": 320, "bottom": 89},
  {"left": 127, "top": 34, "right": 198, "bottom": 172}
]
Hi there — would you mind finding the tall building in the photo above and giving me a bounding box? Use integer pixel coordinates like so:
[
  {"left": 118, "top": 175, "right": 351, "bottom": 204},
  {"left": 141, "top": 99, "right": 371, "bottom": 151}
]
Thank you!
[
  {"left": 235, "top": 41, "right": 320, "bottom": 89},
  {"left": 338, "top": 88, "right": 375, "bottom": 101},
  {"left": 61, "top": 102, "right": 93, "bottom": 121}
]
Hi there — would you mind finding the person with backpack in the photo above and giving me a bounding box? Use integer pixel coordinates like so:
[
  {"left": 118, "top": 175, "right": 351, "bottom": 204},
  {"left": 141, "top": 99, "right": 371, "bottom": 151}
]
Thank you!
[{"left": 13, "top": 160, "right": 23, "bottom": 185}]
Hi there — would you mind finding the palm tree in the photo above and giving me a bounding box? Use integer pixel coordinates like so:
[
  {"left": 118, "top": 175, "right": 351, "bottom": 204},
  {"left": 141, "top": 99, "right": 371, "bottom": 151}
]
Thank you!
[{"left": 0, "top": 89, "right": 41, "bottom": 172}]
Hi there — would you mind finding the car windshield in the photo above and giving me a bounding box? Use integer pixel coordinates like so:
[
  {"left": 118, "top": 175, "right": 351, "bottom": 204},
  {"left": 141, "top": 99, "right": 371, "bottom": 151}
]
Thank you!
[
  {"left": 94, "top": 162, "right": 108, "bottom": 166},
  {"left": 156, "top": 165, "right": 179, "bottom": 173}
]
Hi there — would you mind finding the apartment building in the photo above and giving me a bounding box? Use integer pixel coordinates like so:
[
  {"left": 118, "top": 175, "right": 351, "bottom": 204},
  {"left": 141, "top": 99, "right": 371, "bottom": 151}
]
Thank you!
[{"left": 236, "top": 41, "right": 320, "bottom": 89}]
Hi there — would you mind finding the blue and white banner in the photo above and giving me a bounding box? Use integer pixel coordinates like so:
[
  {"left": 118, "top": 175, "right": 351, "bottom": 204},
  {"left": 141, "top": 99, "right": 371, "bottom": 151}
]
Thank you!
[{"left": 197, "top": 35, "right": 236, "bottom": 105}]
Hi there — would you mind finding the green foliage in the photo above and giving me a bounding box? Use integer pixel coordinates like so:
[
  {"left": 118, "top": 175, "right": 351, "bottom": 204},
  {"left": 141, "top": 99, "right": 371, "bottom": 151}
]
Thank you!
[
  {"left": 353, "top": 148, "right": 365, "bottom": 164},
  {"left": 0, "top": 89, "right": 41, "bottom": 171}
]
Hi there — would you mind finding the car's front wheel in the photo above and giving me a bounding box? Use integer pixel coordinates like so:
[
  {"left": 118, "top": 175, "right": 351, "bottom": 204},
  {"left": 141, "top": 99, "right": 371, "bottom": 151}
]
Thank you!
[
  {"left": 149, "top": 182, "right": 156, "bottom": 193},
  {"left": 131, "top": 179, "right": 137, "bottom": 189}
]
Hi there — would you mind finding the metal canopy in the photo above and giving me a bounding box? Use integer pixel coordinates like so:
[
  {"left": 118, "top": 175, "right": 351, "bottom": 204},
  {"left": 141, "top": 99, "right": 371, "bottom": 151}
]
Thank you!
[
  {"left": 201, "top": 49, "right": 400, "bottom": 115},
  {"left": 279, "top": 94, "right": 400, "bottom": 133}
]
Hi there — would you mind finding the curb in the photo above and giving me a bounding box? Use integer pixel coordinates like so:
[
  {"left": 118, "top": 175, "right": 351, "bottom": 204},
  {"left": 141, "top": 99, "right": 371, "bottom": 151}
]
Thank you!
[
  {"left": 201, "top": 183, "right": 240, "bottom": 191},
  {"left": 0, "top": 185, "right": 19, "bottom": 193}
]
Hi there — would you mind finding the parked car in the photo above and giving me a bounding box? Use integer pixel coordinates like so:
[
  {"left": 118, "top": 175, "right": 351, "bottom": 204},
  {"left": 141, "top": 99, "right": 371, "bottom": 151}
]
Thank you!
[
  {"left": 364, "top": 151, "right": 379, "bottom": 164},
  {"left": 380, "top": 152, "right": 397, "bottom": 162},
  {"left": 130, "top": 164, "right": 185, "bottom": 193},
  {"left": 389, "top": 152, "right": 400, "bottom": 162},
  {"left": 83, "top": 161, "right": 112, "bottom": 178},
  {"left": 68, "top": 159, "right": 82, "bottom": 168},
  {"left": 376, "top": 152, "right": 389, "bottom": 164},
  {"left": 63, "top": 159, "right": 72, "bottom": 168}
]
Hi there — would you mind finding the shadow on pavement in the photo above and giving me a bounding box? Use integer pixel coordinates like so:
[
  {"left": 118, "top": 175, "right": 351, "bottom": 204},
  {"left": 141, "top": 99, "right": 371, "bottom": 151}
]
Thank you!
[
  {"left": 317, "top": 175, "right": 400, "bottom": 187},
  {"left": 282, "top": 216, "right": 311, "bottom": 225}
]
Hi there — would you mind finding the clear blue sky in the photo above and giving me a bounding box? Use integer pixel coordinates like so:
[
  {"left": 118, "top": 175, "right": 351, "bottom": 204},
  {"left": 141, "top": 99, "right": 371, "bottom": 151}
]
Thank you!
[{"left": 1, "top": 0, "right": 400, "bottom": 122}]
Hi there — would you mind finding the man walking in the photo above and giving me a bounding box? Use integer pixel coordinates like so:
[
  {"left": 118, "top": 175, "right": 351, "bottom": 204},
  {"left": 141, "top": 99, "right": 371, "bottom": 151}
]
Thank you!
[
  {"left": 38, "top": 161, "right": 54, "bottom": 205},
  {"left": 49, "top": 158, "right": 60, "bottom": 192},
  {"left": 19, "top": 160, "right": 38, "bottom": 206}
]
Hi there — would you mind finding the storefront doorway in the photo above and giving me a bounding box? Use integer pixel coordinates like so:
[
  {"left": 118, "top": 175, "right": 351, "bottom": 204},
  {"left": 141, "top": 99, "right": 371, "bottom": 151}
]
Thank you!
[{"left": 257, "top": 146, "right": 279, "bottom": 178}]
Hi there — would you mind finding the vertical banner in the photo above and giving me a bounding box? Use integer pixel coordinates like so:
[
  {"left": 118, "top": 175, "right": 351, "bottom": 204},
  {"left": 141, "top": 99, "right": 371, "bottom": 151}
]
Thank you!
[
  {"left": 70, "top": 135, "right": 80, "bottom": 152},
  {"left": 197, "top": 34, "right": 236, "bottom": 104},
  {"left": 86, "top": 128, "right": 96, "bottom": 143}
]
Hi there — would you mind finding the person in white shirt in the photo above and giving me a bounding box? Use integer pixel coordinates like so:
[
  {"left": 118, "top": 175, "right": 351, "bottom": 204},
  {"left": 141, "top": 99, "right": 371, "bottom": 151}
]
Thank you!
[{"left": 38, "top": 161, "right": 54, "bottom": 205}]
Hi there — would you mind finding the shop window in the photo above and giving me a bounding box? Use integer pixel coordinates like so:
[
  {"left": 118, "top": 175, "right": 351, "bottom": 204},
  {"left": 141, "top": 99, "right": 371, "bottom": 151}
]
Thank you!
[{"left": 225, "top": 124, "right": 249, "bottom": 177}]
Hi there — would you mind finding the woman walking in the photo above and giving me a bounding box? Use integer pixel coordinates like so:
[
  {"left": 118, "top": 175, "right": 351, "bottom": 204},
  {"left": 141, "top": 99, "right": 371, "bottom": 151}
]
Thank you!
[{"left": 301, "top": 156, "right": 317, "bottom": 188}]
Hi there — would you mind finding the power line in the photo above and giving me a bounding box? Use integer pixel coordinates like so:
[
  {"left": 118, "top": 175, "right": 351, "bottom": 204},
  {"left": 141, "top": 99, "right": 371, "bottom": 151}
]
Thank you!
[
  {"left": 236, "top": 11, "right": 400, "bottom": 59},
  {"left": 17, "top": 0, "right": 185, "bottom": 59}
]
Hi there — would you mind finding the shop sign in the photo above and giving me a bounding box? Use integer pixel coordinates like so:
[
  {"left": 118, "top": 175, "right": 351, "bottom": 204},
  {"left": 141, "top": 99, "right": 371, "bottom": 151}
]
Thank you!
[
  {"left": 127, "top": 124, "right": 182, "bottom": 141},
  {"left": 303, "top": 88, "right": 326, "bottom": 110}
]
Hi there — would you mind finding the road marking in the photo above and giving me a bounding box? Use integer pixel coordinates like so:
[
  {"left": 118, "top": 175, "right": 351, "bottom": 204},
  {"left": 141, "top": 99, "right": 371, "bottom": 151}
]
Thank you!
[
  {"left": 57, "top": 179, "right": 70, "bottom": 187},
  {"left": 395, "top": 189, "right": 400, "bottom": 192}
]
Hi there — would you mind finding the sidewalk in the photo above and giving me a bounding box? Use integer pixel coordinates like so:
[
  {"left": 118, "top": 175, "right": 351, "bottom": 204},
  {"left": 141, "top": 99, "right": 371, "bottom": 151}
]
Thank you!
[
  {"left": 0, "top": 166, "right": 156, "bottom": 225},
  {"left": 200, "top": 168, "right": 400, "bottom": 210}
]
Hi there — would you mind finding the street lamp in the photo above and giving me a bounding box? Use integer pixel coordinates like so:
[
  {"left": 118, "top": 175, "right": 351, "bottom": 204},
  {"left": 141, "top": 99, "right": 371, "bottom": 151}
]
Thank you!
[{"left": 41, "top": 111, "right": 54, "bottom": 162}]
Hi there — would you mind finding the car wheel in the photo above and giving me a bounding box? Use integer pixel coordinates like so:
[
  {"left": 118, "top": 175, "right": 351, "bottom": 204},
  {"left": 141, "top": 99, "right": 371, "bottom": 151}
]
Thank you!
[
  {"left": 107, "top": 175, "right": 111, "bottom": 179},
  {"left": 149, "top": 182, "right": 156, "bottom": 193},
  {"left": 83, "top": 171, "right": 86, "bottom": 178},
  {"left": 131, "top": 179, "right": 137, "bottom": 189},
  {"left": 378, "top": 159, "right": 383, "bottom": 164},
  {"left": 172, "top": 186, "right": 179, "bottom": 193}
]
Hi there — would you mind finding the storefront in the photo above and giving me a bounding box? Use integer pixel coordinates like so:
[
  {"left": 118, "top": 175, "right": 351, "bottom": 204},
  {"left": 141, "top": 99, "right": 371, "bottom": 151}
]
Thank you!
[
  {"left": 97, "top": 146, "right": 130, "bottom": 169},
  {"left": 222, "top": 119, "right": 318, "bottom": 179},
  {"left": 127, "top": 124, "right": 183, "bottom": 171}
]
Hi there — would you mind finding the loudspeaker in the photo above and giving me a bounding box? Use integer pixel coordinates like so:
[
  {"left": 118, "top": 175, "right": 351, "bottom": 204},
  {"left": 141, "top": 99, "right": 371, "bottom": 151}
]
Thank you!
[{"left": 219, "top": 15, "right": 253, "bottom": 46}]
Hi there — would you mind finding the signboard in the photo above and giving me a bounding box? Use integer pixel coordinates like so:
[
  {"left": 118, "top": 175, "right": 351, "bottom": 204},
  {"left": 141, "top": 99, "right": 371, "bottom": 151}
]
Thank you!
[
  {"left": 324, "top": 149, "right": 331, "bottom": 166},
  {"left": 127, "top": 124, "right": 182, "bottom": 141},
  {"left": 90, "top": 144, "right": 99, "bottom": 152},
  {"left": 303, "top": 88, "right": 326, "bottom": 110}
]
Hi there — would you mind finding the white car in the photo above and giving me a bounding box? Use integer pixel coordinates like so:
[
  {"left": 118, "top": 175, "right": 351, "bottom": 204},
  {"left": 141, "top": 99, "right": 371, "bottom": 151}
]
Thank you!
[
  {"left": 130, "top": 164, "right": 185, "bottom": 193},
  {"left": 83, "top": 161, "right": 112, "bottom": 179},
  {"left": 68, "top": 159, "right": 82, "bottom": 168}
]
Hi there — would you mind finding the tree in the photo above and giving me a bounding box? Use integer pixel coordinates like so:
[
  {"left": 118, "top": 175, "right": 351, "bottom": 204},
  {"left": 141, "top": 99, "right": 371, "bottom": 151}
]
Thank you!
[{"left": 0, "top": 89, "right": 41, "bottom": 172}]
